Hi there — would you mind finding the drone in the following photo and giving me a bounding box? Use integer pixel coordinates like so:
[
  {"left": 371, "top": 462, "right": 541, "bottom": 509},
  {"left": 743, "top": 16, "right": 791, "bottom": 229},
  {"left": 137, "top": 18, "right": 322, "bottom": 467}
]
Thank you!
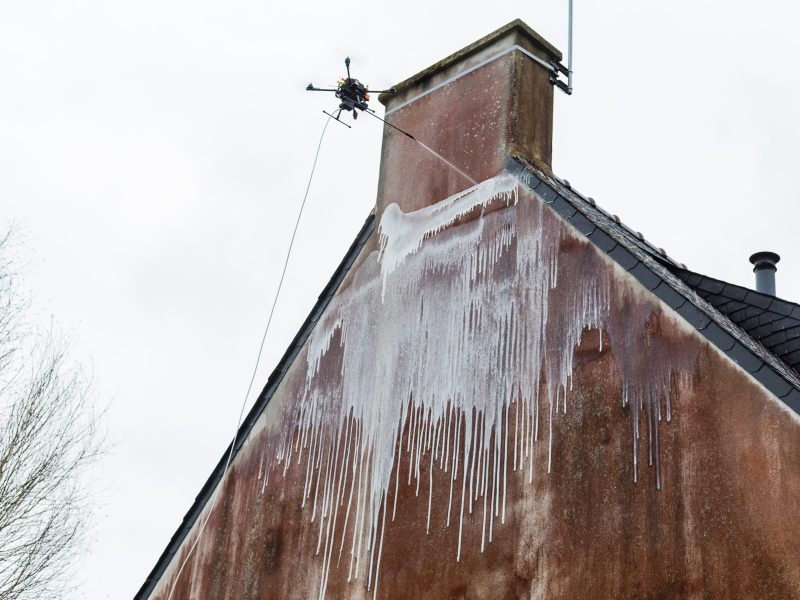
[{"left": 306, "top": 58, "right": 413, "bottom": 138}]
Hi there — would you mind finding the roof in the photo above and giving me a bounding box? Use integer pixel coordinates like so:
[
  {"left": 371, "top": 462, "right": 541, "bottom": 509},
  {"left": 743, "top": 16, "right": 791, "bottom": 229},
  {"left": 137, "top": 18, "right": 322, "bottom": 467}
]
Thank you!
[
  {"left": 670, "top": 266, "right": 800, "bottom": 375},
  {"left": 136, "top": 156, "right": 800, "bottom": 599}
]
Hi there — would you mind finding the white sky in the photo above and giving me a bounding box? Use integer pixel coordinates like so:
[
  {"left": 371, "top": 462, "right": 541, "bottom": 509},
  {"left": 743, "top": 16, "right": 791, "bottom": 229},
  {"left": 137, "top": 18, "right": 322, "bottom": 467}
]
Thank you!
[{"left": 1, "top": 1, "right": 799, "bottom": 598}]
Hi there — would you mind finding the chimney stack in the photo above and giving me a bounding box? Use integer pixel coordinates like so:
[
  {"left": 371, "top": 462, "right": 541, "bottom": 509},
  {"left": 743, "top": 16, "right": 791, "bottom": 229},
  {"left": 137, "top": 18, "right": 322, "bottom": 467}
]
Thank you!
[
  {"left": 375, "top": 20, "right": 563, "bottom": 216},
  {"left": 749, "top": 251, "right": 781, "bottom": 296}
]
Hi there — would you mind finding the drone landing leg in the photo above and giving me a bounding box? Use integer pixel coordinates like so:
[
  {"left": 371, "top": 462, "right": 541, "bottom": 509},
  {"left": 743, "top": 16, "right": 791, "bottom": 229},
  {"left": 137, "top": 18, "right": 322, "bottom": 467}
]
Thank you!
[{"left": 323, "top": 109, "right": 352, "bottom": 128}]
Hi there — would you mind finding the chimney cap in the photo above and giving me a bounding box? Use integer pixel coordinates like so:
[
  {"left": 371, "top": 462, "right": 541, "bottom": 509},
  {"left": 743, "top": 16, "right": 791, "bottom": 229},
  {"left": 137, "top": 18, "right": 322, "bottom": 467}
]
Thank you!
[
  {"left": 379, "top": 19, "right": 562, "bottom": 106},
  {"left": 749, "top": 251, "right": 781, "bottom": 271}
]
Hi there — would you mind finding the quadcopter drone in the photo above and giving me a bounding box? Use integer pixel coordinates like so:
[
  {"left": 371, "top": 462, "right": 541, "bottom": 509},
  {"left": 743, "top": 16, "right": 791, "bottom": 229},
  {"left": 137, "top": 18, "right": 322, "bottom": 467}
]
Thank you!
[{"left": 306, "top": 57, "right": 411, "bottom": 137}]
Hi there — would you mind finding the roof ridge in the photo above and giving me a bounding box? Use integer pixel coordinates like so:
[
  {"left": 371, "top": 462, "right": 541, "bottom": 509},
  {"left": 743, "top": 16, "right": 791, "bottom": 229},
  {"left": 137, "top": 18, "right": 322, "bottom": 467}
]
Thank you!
[{"left": 549, "top": 173, "right": 687, "bottom": 270}]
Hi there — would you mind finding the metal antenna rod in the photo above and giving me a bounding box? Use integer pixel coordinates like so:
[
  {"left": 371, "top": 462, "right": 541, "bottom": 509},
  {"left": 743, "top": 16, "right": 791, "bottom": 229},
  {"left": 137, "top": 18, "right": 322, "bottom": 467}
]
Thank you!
[
  {"left": 345, "top": 56, "right": 351, "bottom": 79},
  {"left": 567, "top": 0, "right": 574, "bottom": 93}
]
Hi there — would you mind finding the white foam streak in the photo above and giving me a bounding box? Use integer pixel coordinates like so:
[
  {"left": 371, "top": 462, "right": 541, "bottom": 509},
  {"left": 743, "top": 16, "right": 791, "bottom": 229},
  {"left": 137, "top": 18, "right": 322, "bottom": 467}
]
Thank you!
[
  {"left": 378, "top": 173, "right": 518, "bottom": 298},
  {"left": 262, "top": 173, "right": 692, "bottom": 599}
]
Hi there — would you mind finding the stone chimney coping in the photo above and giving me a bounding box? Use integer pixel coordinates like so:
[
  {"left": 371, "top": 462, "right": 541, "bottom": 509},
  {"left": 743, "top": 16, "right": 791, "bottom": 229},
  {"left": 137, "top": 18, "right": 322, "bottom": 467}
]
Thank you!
[{"left": 379, "top": 19, "right": 562, "bottom": 110}]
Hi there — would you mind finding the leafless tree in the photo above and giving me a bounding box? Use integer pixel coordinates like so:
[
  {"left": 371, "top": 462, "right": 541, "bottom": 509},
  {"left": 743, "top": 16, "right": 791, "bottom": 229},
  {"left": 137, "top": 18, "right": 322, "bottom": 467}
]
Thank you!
[{"left": 0, "top": 230, "right": 102, "bottom": 600}]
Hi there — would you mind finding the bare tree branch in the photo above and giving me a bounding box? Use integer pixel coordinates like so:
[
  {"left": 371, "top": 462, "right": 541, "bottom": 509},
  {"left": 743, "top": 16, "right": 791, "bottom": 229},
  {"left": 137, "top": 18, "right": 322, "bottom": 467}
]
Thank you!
[{"left": 0, "top": 229, "right": 102, "bottom": 600}]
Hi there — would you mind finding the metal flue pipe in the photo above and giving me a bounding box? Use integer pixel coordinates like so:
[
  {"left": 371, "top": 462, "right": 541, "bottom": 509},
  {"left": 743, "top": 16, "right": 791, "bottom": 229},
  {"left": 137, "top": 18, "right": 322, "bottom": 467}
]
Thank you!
[{"left": 749, "top": 251, "right": 781, "bottom": 296}]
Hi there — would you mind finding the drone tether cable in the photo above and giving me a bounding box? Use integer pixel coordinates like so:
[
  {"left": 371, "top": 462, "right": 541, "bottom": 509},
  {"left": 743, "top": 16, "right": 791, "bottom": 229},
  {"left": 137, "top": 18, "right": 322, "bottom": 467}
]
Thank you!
[{"left": 166, "top": 113, "right": 333, "bottom": 600}]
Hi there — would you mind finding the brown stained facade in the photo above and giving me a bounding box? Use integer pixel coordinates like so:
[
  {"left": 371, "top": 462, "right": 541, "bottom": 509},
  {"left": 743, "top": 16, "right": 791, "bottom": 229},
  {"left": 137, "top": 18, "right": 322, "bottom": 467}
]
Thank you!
[
  {"left": 142, "top": 20, "right": 800, "bottom": 600},
  {"left": 375, "top": 19, "right": 558, "bottom": 218}
]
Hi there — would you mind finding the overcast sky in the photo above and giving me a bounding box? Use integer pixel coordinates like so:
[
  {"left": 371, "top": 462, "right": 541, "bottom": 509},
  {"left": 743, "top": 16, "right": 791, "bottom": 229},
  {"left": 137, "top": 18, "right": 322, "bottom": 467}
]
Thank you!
[{"left": 2, "top": 1, "right": 799, "bottom": 598}]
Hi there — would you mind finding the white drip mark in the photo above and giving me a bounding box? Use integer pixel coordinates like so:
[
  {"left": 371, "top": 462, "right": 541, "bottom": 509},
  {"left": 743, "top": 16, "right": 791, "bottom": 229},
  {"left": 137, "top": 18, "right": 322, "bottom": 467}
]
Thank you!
[{"left": 250, "top": 172, "right": 696, "bottom": 600}]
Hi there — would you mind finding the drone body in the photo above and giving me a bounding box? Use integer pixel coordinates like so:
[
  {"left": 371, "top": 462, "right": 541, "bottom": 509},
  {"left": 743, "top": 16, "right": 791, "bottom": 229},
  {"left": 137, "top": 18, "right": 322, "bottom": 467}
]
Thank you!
[
  {"left": 334, "top": 72, "right": 369, "bottom": 117},
  {"left": 306, "top": 57, "right": 396, "bottom": 128}
]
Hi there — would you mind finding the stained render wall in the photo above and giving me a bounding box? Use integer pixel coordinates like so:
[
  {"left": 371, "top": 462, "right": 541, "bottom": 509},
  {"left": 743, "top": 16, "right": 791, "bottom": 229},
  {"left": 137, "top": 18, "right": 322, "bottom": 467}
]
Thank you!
[{"left": 149, "top": 173, "right": 800, "bottom": 600}]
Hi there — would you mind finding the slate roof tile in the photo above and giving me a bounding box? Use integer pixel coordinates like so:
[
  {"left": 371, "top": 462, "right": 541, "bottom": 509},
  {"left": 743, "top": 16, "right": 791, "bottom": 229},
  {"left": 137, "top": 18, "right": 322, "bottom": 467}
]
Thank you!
[{"left": 666, "top": 264, "right": 800, "bottom": 376}]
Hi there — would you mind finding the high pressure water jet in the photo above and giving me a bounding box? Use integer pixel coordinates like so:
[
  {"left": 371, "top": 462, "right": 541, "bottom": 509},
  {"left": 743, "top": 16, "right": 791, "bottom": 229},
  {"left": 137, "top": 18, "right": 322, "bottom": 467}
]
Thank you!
[{"left": 412, "top": 140, "right": 477, "bottom": 186}]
